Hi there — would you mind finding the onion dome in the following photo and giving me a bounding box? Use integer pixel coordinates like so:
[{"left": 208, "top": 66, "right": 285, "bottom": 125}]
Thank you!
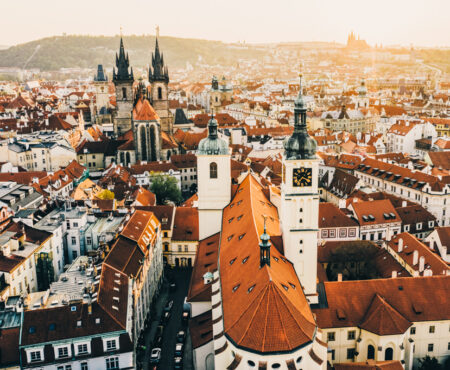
[
  {"left": 198, "top": 115, "right": 228, "bottom": 155},
  {"left": 284, "top": 74, "right": 317, "bottom": 160}
]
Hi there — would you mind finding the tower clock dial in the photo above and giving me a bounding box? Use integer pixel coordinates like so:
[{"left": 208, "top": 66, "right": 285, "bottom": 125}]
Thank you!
[{"left": 293, "top": 167, "right": 312, "bottom": 187}]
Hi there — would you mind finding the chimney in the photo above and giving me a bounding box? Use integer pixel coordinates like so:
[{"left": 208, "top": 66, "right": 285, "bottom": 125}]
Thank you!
[
  {"left": 442, "top": 246, "right": 447, "bottom": 258},
  {"left": 429, "top": 240, "right": 434, "bottom": 250},
  {"left": 337, "top": 273, "right": 343, "bottom": 282},
  {"left": 419, "top": 256, "right": 425, "bottom": 272},
  {"left": 413, "top": 250, "right": 419, "bottom": 265},
  {"left": 398, "top": 238, "right": 403, "bottom": 252},
  {"left": 402, "top": 200, "right": 407, "bottom": 207},
  {"left": 392, "top": 270, "right": 397, "bottom": 278}
]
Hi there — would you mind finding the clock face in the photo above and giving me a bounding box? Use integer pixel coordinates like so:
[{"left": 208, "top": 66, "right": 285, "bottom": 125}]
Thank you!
[{"left": 293, "top": 168, "right": 312, "bottom": 187}]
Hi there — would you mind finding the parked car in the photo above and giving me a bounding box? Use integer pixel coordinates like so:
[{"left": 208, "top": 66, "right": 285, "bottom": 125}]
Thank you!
[
  {"left": 174, "top": 356, "right": 183, "bottom": 369},
  {"left": 162, "top": 310, "right": 171, "bottom": 322},
  {"left": 175, "top": 343, "right": 184, "bottom": 357},
  {"left": 164, "top": 300, "right": 174, "bottom": 312},
  {"left": 176, "top": 330, "right": 186, "bottom": 343},
  {"left": 149, "top": 348, "right": 161, "bottom": 364}
]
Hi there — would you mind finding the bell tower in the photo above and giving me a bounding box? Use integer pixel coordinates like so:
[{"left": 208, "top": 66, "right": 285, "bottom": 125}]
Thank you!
[
  {"left": 197, "top": 114, "right": 230, "bottom": 240},
  {"left": 112, "top": 37, "right": 134, "bottom": 136},
  {"left": 149, "top": 28, "right": 172, "bottom": 134},
  {"left": 281, "top": 74, "right": 319, "bottom": 304}
]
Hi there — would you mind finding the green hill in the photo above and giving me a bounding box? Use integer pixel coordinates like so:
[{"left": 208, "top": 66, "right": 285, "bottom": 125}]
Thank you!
[{"left": 0, "top": 35, "right": 264, "bottom": 71}]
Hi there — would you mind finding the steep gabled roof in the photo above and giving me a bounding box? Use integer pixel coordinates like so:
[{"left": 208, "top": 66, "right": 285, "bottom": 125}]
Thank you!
[
  {"left": 219, "top": 174, "right": 316, "bottom": 354},
  {"left": 359, "top": 294, "right": 411, "bottom": 335}
]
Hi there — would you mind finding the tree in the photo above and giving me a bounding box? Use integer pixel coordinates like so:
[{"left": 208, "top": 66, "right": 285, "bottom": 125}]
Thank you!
[
  {"left": 96, "top": 189, "right": 115, "bottom": 200},
  {"left": 418, "top": 355, "right": 442, "bottom": 370},
  {"left": 150, "top": 174, "right": 182, "bottom": 205}
]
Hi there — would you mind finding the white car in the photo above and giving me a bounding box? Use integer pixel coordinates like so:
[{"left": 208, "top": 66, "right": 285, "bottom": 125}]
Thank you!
[{"left": 150, "top": 348, "right": 162, "bottom": 364}]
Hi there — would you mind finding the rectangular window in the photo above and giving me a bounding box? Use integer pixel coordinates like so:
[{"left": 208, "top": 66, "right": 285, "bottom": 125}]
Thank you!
[
  {"left": 429, "top": 325, "right": 435, "bottom": 333},
  {"left": 86, "top": 237, "right": 92, "bottom": 245},
  {"left": 30, "top": 351, "right": 41, "bottom": 362},
  {"left": 347, "top": 330, "right": 356, "bottom": 340},
  {"left": 348, "top": 228, "right": 356, "bottom": 237},
  {"left": 184, "top": 245, "right": 188, "bottom": 252},
  {"left": 339, "top": 228, "right": 347, "bottom": 238},
  {"left": 81, "top": 363, "right": 88, "bottom": 370},
  {"left": 329, "top": 229, "right": 336, "bottom": 238},
  {"left": 106, "top": 339, "right": 117, "bottom": 351},
  {"left": 58, "top": 346, "right": 69, "bottom": 358},
  {"left": 71, "top": 236, "right": 77, "bottom": 245},
  {"left": 410, "top": 327, "right": 416, "bottom": 335},
  {"left": 327, "top": 332, "right": 335, "bottom": 342},
  {"left": 78, "top": 343, "right": 88, "bottom": 354},
  {"left": 106, "top": 357, "right": 119, "bottom": 370},
  {"left": 428, "top": 343, "right": 434, "bottom": 352},
  {"left": 331, "top": 349, "right": 335, "bottom": 361},
  {"left": 178, "top": 245, "right": 182, "bottom": 252},
  {"left": 347, "top": 348, "right": 355, "bottom": 359},
  {"left": 321, "top": 229, "right": 328, "bottom": 238}
]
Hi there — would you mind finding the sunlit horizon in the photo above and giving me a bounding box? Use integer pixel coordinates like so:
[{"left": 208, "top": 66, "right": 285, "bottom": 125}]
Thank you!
[{"left": 2, "top": 0, "right": 450, "bottom": 47}]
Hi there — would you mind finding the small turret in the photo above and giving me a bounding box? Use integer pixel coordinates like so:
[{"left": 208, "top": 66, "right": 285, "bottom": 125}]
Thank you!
[
  {"left": 259, "top": 216, "right": 271, "bottom": 268},
  {"left": 149, "top": 36, "right": 169, "bottom": 83},
  {"left": 94, "top": 65, "right": 107, "bottom": 82}
]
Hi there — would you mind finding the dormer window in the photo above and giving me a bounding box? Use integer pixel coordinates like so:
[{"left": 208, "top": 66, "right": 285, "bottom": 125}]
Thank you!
[
  {"left": 105, "top": 339, "right": 117, "bottom": 351},
  {"left": 417, "top": 223, "right": 422, "bottom": 230},
  {"left": 29, "top": 350, "right": 42, "bottom": 362},
  {"left": 56, "top": 346, "right": 69, "bottom": 358}
]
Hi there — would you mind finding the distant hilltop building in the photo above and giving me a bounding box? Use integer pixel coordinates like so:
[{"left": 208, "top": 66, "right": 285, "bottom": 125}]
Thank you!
[{"left": 346, "top": 31, "right": 370, "bottom": 50}]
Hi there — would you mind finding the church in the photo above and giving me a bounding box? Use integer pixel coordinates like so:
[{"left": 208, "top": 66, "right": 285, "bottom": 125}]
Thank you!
[
  {"left": 111, "top": 35, "right": 175, "bottom": 164},
  {"left": 187, "top": 76, "right": 450, "bottom": 370}
]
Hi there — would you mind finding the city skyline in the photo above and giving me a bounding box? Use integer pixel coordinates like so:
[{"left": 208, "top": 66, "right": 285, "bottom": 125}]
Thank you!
[{"left": 2, "top": 0, "right": 450, "bottom": 47}]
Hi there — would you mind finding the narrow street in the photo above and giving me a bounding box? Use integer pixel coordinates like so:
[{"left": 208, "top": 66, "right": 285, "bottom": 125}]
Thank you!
[{"left": 138, "top": 268, "right": 193, "bottom": 370}]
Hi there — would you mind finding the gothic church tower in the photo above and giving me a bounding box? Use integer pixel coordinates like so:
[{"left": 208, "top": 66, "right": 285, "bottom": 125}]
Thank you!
[
  {"left": 149, "top": 32, "right": 172, "bottom": 134},
  {"left": 113, "top": 37, "right": 134, "bottom": 136}
]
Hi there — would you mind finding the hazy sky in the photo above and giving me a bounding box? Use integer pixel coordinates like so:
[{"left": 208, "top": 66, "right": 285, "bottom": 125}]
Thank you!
[{"left": 2, "top": 0, "right": 449, "bottom": 46}]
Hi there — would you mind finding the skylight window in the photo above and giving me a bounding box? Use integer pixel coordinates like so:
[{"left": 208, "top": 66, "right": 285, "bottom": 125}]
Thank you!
[
  {"left": 227, "top": 234, "right": 234, "bottom": 241},
  {"left": 242, "top": 256, "right": 249, "bottom": 264},
  {"left": 281, "top": 284, "right": 289, "bottom": 291},
  {"left": 232, "top": 284, "right": 240, "bottom": 292},
  {"left": 238, "top": 233, "right": 245, "bottom": 240},
  {"left": 237, "top": 215, "right": 243, "bottom": 221},
  {"left": 247, "top": 285, "right": 255, "bottom": 293},
  {"left": 230, "top": 257, "right": 237, "bottom": 265}
]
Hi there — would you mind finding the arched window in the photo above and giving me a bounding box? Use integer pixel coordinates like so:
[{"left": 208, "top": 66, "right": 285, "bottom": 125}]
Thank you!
[
  {"left": 368, "top": 345, "right": 375, "bottom": 360},
  {"left": 150, "top": 125, "right": 157, "bottom": 161},
  {"left": 210, "top": 162, "right": 218, "bottom": 179},
  {"left": 158, "top": 87, "right": 162, "bottom": 100},
  {"left": 385, "top": 347, "right": 393, "bottom": 361},
  {"left": 140, "top": 126, "right": 147, "bottom": 161},
  {"left": 122, "top": 87, "right": 127, "bottom": 100}
]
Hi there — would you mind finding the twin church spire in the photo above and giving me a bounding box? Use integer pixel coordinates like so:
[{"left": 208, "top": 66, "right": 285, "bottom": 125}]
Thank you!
[{"left": 113, "top": 37, "right": 133, "bottom": 82}]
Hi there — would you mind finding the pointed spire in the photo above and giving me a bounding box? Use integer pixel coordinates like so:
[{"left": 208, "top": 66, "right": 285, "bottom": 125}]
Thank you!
[
  {"left": 284, "top": 73, "right": 317, "bottom": 160},
  {"left": 207, "top": 109, "right": 218, "bottom": 139},
  {"left": 113, "top": 37, "right": 133, "bottom": 82},
  {"left": 259, "top": 215, "right": 271, "bottom": 268},
  {"left": 149, "top": 31, "right": 169, "bottom": 83}
]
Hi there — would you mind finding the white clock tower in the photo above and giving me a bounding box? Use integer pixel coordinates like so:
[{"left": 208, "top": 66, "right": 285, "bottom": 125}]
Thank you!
[
  {"left": 197, "top": 115, "right": 231, "bottom": 240},
  {"left": 281, "top": 75, "right": 319, "bottom": 304}
]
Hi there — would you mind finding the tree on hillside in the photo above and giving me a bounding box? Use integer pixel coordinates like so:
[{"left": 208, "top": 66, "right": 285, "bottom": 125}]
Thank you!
[
  {"left": 150, "top": 174, "right": 182, "bottom": 205},
  {"left": 418, "top": 355, "right": 442, "bottom": 370}
]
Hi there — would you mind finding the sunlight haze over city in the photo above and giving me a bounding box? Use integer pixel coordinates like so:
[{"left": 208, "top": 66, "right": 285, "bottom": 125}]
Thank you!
[{"left": 2, "top": 0, "right": 450, "bottom": 46}]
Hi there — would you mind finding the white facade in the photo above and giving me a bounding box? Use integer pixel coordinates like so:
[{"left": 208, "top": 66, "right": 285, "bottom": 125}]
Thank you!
[
  {"left": 197, "top": 153, "right": 231, "bottom": 240},
  {"left": 281, "top": 157, "right": 320, "bottom": 303}
]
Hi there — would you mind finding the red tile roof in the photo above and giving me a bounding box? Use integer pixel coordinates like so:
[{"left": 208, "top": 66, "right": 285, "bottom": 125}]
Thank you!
[
  {"left": 319, "top": 203, "right": 359, "bottom": 228},
  {"left": 133, "top": 99, "right": 159, "bottom": 121},
  {"left": 219, "top": 174, "right": 316, "bottom": 353},
  {"left": 351, "top": 199, "right": 400, "bottom": 225},
  {"left": 313, "top": 276, "right": 450, "bottom": 329},
  {"left": 359, "top": 294, "right": 411, "bottom": 335},
  {"left": 172, "top": 207, "right": 199, "bottom": 241}
]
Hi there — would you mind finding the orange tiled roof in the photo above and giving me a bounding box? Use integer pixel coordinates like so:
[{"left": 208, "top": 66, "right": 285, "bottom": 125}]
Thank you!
[
  {"left": 359, "top": 294, "right": 411, "bottom": 335},
  {"left": 219, "top": 174, "right": 316, "bottom": 353},
  {"left": 313, "top": 275, "right": 450, "bottom": 329},
  {"left": 133, "top": 99, "right": 159, "bottom": 121}
]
